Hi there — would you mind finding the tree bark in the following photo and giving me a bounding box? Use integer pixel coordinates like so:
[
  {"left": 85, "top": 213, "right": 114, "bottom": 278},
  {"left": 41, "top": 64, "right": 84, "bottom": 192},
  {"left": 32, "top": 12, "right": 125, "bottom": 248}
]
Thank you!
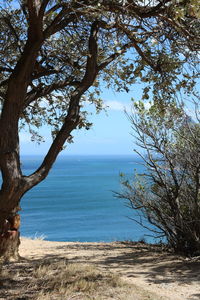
[
  {"left": 0, "top": 151, "right": 24, "bottom": 262},
  {"left": 0, "top": 207, "right": 21, "bottom": 262}
]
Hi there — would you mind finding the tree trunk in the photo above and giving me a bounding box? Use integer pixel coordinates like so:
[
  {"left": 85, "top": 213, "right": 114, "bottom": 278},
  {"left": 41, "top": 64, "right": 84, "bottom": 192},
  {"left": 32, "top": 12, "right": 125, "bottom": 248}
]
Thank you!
[
  {"left": 0, "top": 152, "right": 23, "bottom": 263},
  {"left": 0, "top": 205, "right": 21, "bottom": 262}
]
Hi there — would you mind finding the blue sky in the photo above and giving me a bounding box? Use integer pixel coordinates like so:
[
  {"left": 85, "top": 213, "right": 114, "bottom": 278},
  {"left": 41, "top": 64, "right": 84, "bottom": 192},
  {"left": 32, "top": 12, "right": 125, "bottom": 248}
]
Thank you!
[
  {"left": 19, "top": 80, "right": 197, "bottom": 156},
  {"left": 20, "top": 85, "right": 144, "bottom": 156}
]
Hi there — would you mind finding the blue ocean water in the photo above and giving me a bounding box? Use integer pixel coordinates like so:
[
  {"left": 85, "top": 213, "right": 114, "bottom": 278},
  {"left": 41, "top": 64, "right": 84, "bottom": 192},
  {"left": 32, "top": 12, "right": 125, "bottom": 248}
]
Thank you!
[{"left": 20, "top": 155, "right": 151, "bottom": 242}]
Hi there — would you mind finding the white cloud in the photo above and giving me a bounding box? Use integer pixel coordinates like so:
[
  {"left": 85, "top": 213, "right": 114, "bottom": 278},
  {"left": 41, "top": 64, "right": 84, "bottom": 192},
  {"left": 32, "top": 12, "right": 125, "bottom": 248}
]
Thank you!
[
  {"left": 104, "top": 100, "right": 132, "bottom": 113},
  {"left": 104, "top": 100, "right": 152, "bottom": 114}
]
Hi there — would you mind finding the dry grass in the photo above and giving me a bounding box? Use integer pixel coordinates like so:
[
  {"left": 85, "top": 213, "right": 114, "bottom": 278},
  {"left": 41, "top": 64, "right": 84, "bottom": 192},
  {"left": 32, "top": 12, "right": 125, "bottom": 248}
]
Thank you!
[
  {"left": 0, "top": 259, "right": 140, "bottom": 300},
  {"left": 32, "top": 260, "right": 125, "bottom": 300},
  {"left": 25, "top": 233, "right": 47, "bottom": 241},
  {"left": 1, "top": 240, "right": 178, "bottom": 300}
]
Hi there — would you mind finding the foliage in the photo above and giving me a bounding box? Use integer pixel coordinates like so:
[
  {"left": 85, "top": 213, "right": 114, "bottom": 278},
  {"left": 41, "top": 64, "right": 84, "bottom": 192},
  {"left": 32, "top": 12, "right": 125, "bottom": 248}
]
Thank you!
[
  {"left": 119, "top": 102, "right": 200, "bottom": 255},
  {"left": 0, "top": 1, "right": 200, "bottom": 142}
]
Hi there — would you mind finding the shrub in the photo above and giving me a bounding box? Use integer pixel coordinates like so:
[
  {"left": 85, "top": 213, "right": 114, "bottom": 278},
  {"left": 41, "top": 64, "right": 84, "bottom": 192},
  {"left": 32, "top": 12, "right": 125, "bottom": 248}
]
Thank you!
[{"left": 119, "top": 102, "right": 200, "bottom": 256}]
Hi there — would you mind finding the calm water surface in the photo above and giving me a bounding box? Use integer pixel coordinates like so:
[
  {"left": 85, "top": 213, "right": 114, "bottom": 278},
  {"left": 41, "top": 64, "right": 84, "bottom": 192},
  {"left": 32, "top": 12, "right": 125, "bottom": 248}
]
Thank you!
[{"left": 20, "top": 155, "right": 152, "bottom": 242}]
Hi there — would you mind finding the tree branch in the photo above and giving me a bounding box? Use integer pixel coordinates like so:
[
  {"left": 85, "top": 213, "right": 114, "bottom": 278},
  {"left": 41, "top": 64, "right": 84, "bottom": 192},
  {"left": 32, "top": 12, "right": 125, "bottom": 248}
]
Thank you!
[
  {"left": 77, "top": 0, "right": 172, "bottom": 18},
  {"left": 80, "top": 20, "right": 99, "bottom": 88},
  {"left": 22, "top": 20, "right": 100, "bottom": 188},
  {"left": 98, "top": 42, "right": 133, "bottom": 71},
  {"left": 24, "top": 78, "right": 79, "bottom": 108},
  {"left": 0, "top": 67, "right": 13, "bottom": 73},
  {"left": 39, "top": 0, "right": 50, "bottom": 17},
  {"left": 44, "top": 12, "right": 82, "bottom": 38}
]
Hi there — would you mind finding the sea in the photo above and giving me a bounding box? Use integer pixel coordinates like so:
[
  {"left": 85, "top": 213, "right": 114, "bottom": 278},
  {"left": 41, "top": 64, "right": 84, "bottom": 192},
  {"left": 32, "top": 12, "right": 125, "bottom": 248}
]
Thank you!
[{"left": 20, "top": 155, "right": 153, "bottom": 242}]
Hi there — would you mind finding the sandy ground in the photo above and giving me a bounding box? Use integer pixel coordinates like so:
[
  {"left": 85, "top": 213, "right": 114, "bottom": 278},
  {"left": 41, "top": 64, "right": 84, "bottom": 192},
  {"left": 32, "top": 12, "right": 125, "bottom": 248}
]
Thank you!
[{"left": 17, "top": 238, "right": 200, "bottom": 300}]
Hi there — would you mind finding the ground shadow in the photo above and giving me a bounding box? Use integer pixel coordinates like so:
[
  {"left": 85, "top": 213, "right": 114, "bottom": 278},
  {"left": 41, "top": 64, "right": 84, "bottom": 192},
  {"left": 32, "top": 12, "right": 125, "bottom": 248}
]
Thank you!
[
  {"left": 53, "top": 242, "right": 200, "bottom": 286},
  {"left": 97, "top": 242, "right": 200, "bottom": 286},
  {"left": 0, "top": 241, "right": 199, "bottom": 299}
]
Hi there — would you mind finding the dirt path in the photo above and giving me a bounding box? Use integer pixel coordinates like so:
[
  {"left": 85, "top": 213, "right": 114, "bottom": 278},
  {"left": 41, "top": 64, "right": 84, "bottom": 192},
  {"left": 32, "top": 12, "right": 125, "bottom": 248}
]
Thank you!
[{"left": 16, "top": 238, "right": 200, "bottom": 300}]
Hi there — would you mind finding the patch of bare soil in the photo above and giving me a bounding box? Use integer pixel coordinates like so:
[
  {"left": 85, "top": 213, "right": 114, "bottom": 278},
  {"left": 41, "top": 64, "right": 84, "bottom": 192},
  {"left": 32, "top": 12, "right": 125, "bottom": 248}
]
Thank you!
[{"left": 0, "top": 238, "right": 199, "bottom": 299}]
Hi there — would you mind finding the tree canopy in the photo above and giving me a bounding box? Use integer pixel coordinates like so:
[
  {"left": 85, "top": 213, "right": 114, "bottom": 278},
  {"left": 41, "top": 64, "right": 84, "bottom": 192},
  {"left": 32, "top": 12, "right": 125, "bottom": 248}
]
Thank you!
[{"left": 0, "top": 1, "right": 200, "bottom": 144}]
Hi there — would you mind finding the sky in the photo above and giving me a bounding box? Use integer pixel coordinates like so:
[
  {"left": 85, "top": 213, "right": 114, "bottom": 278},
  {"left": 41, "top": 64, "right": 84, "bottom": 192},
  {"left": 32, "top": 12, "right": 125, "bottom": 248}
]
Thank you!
[
  {"left": 19, "top": 84, "right": 144, "bottom": 156},
  {"left": 19, "top": 81, "right": 197, "bottom": 156}
]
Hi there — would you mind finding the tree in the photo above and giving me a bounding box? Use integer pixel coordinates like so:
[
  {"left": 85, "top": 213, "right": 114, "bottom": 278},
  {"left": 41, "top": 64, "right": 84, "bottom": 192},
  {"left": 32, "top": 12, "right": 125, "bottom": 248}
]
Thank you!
[
  {"left": 119, "top": 102, "right": 200, "bottom": 255},
  {"left": 0, "top": 0, "right": 200, "bottom": 261}
]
